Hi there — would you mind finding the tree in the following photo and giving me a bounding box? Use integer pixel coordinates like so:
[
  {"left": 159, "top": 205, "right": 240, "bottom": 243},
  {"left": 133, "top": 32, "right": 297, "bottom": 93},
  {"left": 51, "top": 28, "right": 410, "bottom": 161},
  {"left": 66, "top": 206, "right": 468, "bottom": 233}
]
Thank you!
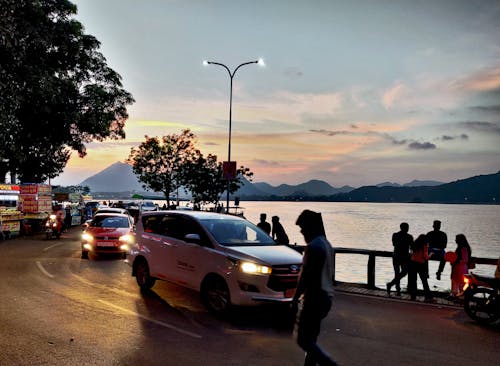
[
  {"left": 184, "top": 153, "right": 253, "bottom": 206},
  {"left": 0, "top": 0, "right": 134, "bottom": 183},
  {"left": 127, "top": 130, "right": 201, "bottom": 207}
]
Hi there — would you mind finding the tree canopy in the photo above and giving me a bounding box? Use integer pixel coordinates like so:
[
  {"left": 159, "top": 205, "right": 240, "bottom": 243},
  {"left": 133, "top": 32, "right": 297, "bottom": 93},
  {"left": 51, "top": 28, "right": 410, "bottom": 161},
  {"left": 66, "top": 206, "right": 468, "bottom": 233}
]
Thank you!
[
  {"left": 0, "top": 0, "right": 134, "bottom": 183},
  {"left": 128, "top": 129, "right": 253, "bottom": 207},
  {"left": 127, "top": 130, "right": 201, "bottom": 207}
]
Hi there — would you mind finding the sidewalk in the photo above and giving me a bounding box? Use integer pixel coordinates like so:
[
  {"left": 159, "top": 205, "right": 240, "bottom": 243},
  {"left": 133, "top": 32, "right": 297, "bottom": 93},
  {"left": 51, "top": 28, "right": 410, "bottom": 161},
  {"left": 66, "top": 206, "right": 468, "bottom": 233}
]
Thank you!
[{"left": 334, "top": 282, "right": 463, "bottom": 308}]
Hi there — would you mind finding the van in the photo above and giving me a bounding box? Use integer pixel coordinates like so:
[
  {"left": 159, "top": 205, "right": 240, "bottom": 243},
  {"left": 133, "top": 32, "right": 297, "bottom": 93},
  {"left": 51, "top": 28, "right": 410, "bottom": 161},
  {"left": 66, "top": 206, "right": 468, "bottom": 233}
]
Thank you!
[{"left": 127, "top": 211, "right": 303, "bottom": 313}]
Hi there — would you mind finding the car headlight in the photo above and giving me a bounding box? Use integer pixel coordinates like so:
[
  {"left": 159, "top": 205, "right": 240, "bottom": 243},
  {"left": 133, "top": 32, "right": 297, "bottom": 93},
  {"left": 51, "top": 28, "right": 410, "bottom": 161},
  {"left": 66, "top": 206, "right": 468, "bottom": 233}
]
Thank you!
[
  {"left": 240, "top": 261, "right": 271, "bottom": 275},
  {"left": 119, "top": 234, "right": 133, "bottom": 244},
  {"left": 82, "top": 233, "right": 93, "bottom": 242}
]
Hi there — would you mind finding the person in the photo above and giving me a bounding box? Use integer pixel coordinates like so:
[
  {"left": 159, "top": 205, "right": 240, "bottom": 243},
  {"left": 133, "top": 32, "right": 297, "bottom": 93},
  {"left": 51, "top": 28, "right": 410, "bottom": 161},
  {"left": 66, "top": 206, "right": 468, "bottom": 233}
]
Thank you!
[
  {"left": 450, "top": 234, "right": 472, "bottom": 298},
  {"left": 272, "top": 216, "right": 289, "bottom": 245},
  {"left": 386, "top": 222, "right": 413, "bottom": 296},
  {"left": 257, "top": 213, "right": 271, "bottom": 235},
  {"left": 408, "top": 234, "right": 434, "bottom": 302},
  {"left": 293, "top": 210, "right": 338, "bottom": 366},
  {"left": 427, "top": 220, "right": 447, "bottom": 280}
]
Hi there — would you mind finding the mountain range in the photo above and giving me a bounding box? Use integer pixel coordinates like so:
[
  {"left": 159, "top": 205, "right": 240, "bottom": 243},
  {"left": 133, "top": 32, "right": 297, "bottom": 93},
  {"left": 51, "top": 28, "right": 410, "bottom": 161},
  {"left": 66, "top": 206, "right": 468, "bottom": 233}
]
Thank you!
[{"left": 79, "top": 162, "right": 499, "bottom": 204}]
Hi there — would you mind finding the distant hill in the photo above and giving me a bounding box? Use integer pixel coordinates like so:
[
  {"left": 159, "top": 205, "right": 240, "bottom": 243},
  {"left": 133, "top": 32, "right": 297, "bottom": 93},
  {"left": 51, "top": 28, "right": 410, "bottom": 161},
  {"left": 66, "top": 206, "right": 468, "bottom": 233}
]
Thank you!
[
  {"left": 375, "top": 180, "right": 443, "bottom": 187},
  {"left": 77, "top": 161, "right": 498, "bottom": 203},
  {"left": 79, "top": 162, "right": 144, "bottom": 192},
  {"left": 330, "top": 171, "right": 500, "bottom": 204}
]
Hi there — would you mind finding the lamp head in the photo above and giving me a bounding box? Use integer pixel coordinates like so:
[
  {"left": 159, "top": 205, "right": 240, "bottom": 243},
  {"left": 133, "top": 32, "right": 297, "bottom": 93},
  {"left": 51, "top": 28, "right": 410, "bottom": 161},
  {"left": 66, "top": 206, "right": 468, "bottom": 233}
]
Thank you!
[{"left": 257, "top": 58, "right": 265, "bottom": 66}]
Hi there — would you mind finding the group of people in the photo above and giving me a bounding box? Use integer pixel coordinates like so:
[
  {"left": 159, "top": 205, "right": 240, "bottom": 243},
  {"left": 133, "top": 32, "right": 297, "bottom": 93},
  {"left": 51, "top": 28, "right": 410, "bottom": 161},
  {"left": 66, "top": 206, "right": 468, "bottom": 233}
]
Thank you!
[
  {"left": 386, "top": 220, "right": 473, "bottom": 301},
  {"left": 257, "top": 213, "right": 290, "bottom": 245}
]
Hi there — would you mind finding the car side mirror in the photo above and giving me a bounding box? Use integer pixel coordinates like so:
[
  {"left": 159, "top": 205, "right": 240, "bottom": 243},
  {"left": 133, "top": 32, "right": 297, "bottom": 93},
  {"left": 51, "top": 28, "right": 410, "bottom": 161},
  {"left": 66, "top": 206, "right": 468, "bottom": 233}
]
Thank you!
[{"left": 184, "top": 233, "right": 201, "bottom": 244}]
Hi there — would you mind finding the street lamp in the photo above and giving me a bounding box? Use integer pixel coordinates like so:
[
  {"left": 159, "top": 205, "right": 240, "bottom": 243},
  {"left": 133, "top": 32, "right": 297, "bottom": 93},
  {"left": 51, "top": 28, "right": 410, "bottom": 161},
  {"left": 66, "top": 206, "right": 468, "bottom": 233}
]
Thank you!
[{"left": 203, "top": 58, "right": 264, "bottom": 212}]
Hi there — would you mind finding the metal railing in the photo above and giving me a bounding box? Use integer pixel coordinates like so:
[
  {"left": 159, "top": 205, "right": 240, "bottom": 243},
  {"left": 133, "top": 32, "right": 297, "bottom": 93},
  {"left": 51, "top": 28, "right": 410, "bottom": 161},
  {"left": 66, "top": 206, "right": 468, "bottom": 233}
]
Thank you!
[
  {"left": 287, "top": 244, "right": 498, "bottom": 290},
  {"left": 332, "top": 247, "right": 498, "bottom": 289}
]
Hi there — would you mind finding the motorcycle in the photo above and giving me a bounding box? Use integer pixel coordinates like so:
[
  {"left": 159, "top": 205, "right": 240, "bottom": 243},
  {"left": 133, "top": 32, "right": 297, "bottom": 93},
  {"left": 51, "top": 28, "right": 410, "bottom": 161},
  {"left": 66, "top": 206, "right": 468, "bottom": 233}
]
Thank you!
[
  {"left": 463, "top": 272, "right": 500, "bottom": 324},
  {"left": 45, "top": 214, "right": 62, "bottom": 240}
]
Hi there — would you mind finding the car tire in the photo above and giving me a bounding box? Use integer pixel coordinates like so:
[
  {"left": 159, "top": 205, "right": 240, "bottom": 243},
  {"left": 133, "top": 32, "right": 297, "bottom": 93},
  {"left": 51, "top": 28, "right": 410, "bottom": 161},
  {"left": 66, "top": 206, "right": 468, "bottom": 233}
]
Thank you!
[
  {"left": 201, "top": 275, "right": 231, "bottom": 314},
  {"left": 135, "top": 259, "right": 156, "bottom": 291},
  {"left": 81, "top": 251, "right": 88, "bottom": 259}
]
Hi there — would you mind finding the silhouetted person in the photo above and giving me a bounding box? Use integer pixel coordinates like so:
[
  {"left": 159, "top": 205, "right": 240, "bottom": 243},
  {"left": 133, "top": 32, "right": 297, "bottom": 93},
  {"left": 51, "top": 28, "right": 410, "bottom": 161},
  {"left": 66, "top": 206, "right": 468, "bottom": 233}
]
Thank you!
[
  {"left": 408, "top": 234, "right": 434, "bottom": 302},
  {"left": 427, "top": 220, "right": 447, "bottom": 280},
  {"left": 386, "top": 222, "right": 413, "bottom": 296},
  {"left": 450, "top": 234, "right": 472, "bottom": 297},
  {"left": 293, "top": 210, "right": 338, "bottom": 366},
  {"left": 272, "top": 216, "right": 289, "bottom": 245},
  {"left": 257, "top": 213, "right": 271, "bottom": 235}
]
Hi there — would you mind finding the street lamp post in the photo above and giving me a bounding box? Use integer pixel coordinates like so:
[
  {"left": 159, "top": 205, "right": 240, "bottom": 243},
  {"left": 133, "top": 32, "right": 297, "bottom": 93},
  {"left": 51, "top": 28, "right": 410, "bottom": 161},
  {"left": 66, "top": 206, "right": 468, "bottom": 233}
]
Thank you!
[{"left": 204, "top": 59, "right": 264, "bottom": 212}]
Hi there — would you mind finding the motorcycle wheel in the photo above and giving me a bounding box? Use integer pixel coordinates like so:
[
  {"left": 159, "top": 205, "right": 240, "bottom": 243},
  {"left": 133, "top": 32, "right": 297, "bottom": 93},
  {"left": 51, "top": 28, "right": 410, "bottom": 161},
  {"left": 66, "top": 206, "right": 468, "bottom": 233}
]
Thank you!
[{"left": 464, "top": 287, "right": 500, "bottom": 324}]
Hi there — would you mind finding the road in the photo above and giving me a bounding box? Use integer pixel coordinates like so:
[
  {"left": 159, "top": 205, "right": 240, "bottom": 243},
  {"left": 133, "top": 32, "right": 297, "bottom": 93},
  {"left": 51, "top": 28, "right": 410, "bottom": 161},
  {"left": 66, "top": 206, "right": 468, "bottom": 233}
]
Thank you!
[{"left": 0, "top": 229, "right": 498, "bottom": 366}]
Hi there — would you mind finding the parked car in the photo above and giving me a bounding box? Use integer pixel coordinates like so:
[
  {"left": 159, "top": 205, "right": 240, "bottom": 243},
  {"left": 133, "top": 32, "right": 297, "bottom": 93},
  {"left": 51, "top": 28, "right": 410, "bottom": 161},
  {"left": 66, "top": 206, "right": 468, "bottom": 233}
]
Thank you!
[
  {"left": 81, "top": 213, "right": 134, "bottom": 259},
  {"left": 139, "top": 201, "right": 158, "bottom": 212},
  {"left": 95, "top": 207, "right": 131, "bottom": 216},
  {"left": 127, "top": 211, "right": 303, "bottom": 313}
]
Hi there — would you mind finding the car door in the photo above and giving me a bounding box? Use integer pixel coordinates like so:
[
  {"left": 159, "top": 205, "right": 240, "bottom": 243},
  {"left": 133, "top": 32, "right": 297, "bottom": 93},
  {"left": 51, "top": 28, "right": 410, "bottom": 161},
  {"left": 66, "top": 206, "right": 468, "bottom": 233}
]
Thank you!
[
  {"left": 166, "top": 215, "right": 216, "bottom": 289},
  {"left": 139, "top": 214, "right": 175, "bottom": 280}
]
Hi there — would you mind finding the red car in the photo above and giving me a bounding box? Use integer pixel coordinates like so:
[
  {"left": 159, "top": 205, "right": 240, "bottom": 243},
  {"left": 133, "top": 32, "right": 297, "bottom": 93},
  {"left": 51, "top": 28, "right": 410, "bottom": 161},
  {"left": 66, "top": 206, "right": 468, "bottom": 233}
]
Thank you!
[{"left": 81, "top": 213, "right": 134, "bottom": 259}]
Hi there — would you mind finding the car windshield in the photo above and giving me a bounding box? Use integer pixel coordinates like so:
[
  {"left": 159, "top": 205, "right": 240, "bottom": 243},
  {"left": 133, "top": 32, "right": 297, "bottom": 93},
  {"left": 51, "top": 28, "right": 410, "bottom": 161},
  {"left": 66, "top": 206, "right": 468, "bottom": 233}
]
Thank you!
[
  {"left": 90, "top": 216, "right": 130, "bottom": 228},
  {"left": 199, "top": 217, "right": 277, "bottom": 247}
]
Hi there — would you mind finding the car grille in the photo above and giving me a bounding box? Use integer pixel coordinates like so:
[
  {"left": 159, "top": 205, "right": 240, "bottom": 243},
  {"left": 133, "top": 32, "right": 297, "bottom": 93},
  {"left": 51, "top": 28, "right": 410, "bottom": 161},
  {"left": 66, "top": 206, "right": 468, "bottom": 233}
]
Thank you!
[{"left": 267, "top": 264, "right": 301, "bottom": 292}]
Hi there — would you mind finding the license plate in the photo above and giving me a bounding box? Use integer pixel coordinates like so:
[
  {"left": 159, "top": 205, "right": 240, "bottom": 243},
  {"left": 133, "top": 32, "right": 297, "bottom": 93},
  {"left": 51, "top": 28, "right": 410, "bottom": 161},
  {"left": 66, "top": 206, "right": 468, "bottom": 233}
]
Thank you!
[
  {"left": 285, "top": 288, "right": 296, "bottom": 298},
  {"left": 97, "top": 241, "right": 115, "bottom": 247}
]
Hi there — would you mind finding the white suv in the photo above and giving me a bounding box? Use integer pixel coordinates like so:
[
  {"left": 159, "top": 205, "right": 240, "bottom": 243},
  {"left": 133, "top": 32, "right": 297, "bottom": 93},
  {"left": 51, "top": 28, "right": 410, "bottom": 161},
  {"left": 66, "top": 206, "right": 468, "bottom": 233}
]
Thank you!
[{"left": 127, "top": 211, "right": 303, "bottom": 313}]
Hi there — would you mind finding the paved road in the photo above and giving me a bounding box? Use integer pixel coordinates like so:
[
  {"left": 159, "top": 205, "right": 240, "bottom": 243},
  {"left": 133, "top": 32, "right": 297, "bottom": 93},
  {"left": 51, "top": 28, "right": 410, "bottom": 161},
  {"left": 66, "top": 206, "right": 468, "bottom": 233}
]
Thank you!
[{"left": 1, "top": 230, "right": 498, "bottom": 366}]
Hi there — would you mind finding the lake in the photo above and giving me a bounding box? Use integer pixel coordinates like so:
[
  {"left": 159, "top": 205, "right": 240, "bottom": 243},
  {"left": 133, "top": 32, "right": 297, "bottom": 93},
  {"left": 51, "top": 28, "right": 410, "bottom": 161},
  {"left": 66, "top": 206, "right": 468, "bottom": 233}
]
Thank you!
[
  {"left": 144, "top": 200, "right": 500, "bottom": 292},
  {"left": 238, "top": 201, "right": 499, "bottom": 292}
]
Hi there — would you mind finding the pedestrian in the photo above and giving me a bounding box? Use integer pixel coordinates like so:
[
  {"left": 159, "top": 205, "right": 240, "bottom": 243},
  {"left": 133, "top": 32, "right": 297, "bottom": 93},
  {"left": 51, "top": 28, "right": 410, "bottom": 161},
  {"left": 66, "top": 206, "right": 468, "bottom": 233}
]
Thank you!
[
  {"left": 257, "top": 213, "right": 271, "bottom": 235},
  {"left": 272, "top": 216, "right": 289, "bottom": 245},
  {"left": 293, "top": 210, "right": 338, "bottom": 366},
  {"left": 427, "top": 220, "right": 447, "bottom": 280},
  {"left": 408, "top": 234, "right": 434, "bottom": 302},
  {"left": 386, "top": 222, "right": 413, "bottom": 296},
  {"left": 450, "top": 234, "right": 472, "bottom": 298}
]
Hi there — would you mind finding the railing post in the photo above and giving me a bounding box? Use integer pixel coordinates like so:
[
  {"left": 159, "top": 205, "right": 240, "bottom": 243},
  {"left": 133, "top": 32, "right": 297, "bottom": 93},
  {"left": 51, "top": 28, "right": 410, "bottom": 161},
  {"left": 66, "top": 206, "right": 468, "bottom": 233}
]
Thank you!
[
  {"left": 332, "top": 250, "right": 337, "bottom": 284},
  {"left": 367, "top": 253, "right": 376, "bottom": 289}
]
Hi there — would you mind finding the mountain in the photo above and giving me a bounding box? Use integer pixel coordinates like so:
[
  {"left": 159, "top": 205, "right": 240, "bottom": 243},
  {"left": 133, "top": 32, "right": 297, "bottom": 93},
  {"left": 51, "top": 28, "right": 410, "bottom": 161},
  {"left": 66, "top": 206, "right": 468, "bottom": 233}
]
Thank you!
[
  {"left": 403, "top": 180, "right": 443, "bottom": 187},
  {"left": 79, "top": 162, "right": 146, "bottom": 193},
  {"left": 330, "top": 171, "right": 500, "bottom": 204},
  {"left": 77, "top": 162, "right": 498, "bottom": 203},
  {"left": 375, "top": 180, "right": 444, "bottom": 188}
]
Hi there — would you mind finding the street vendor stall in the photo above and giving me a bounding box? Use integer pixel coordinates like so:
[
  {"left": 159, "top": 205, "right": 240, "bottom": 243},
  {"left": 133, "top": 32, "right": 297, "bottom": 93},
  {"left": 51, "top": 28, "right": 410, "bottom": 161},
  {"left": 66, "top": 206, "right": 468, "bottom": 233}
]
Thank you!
[{"left": 0, "top": 184, "right": 22, "bottom": 238}]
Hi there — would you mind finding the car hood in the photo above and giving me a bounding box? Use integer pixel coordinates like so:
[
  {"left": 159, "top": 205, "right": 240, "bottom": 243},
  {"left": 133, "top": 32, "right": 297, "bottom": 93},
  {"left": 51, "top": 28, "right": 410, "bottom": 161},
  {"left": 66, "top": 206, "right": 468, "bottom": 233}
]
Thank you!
[
  {"left": 224, "top": 245, "right": 303, "bottom": 266},
  {"left": 86, "top": 227, "right": 130, "bottom": 236}
]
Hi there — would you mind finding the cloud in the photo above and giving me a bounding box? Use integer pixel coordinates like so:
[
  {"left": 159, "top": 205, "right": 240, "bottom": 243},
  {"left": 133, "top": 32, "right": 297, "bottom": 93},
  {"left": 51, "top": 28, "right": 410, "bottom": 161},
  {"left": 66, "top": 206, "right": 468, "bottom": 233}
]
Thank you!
[
  {"left": 408, "top": 141, "right": 436, "bottom": 150},
  {"left": 459, "top": 121, "right": 500, "bottom": 134},
  {"left": 452, "top": 65, "right": 500, "bottom": 92},
  {"left": 382, "top": 82, "right": 409, "bottom": 109},
  {"left": 439, "top": 134, "right": 469, "bottom": 141},
  {"left": 469, "top": 105, "right": 500, "bottom": 114},
  {"left": 284, "top": 67, "right": 303, "bottom": 78}
]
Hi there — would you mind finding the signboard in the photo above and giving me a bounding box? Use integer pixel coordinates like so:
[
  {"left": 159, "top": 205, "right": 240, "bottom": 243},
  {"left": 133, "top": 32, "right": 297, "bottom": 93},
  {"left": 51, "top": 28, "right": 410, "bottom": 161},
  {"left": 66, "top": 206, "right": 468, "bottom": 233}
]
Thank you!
[
  {"left": 1, "top": 220, "right": 20, "bottom": 232},
  {"left": 0, "top": 184, "right": 20, "bottom": 192},
  {"left": 20, "top": 184, "right": 51, "bottom": 195},
  {"left": 222, "top": 161, "right": 237, "bottom": 180}
]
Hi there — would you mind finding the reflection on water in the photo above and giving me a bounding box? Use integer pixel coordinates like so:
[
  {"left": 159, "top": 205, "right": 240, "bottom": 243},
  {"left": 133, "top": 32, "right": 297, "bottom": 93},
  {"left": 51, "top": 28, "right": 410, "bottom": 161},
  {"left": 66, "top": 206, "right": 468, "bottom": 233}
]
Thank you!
[
  {"left": 149, "top": 200, "right": 499, "bottom": 292},
  {"left": 241, "top": 201, "right": 500, "bottom": 292}
]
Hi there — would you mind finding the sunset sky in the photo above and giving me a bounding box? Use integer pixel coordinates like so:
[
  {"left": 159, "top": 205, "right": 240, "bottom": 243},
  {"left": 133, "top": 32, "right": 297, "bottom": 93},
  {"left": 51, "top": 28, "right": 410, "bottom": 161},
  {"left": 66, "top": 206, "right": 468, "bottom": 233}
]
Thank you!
[{"left": 53, "top": 0, "right": 500, "bottom": 188}]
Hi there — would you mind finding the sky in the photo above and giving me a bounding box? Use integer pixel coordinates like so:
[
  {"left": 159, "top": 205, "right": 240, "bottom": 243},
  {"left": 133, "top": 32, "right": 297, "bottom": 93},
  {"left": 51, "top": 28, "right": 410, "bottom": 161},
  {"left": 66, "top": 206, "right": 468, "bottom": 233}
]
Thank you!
[{"left": 53, "top": 0, "right": 500, "bottom": 188}]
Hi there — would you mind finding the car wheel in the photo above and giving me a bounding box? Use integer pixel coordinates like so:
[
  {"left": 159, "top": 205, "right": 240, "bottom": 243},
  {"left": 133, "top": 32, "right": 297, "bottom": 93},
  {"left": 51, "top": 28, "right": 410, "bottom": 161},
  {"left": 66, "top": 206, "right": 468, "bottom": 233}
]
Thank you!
[
  {"left": 135, "top": 259, "right": 156, "bottom": 291},
  {"left": 81, "top": 251, "right": 88, "bottom": 259},
  {"left": 202, "top": 275, "right": 231, "bottom": 314}
]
